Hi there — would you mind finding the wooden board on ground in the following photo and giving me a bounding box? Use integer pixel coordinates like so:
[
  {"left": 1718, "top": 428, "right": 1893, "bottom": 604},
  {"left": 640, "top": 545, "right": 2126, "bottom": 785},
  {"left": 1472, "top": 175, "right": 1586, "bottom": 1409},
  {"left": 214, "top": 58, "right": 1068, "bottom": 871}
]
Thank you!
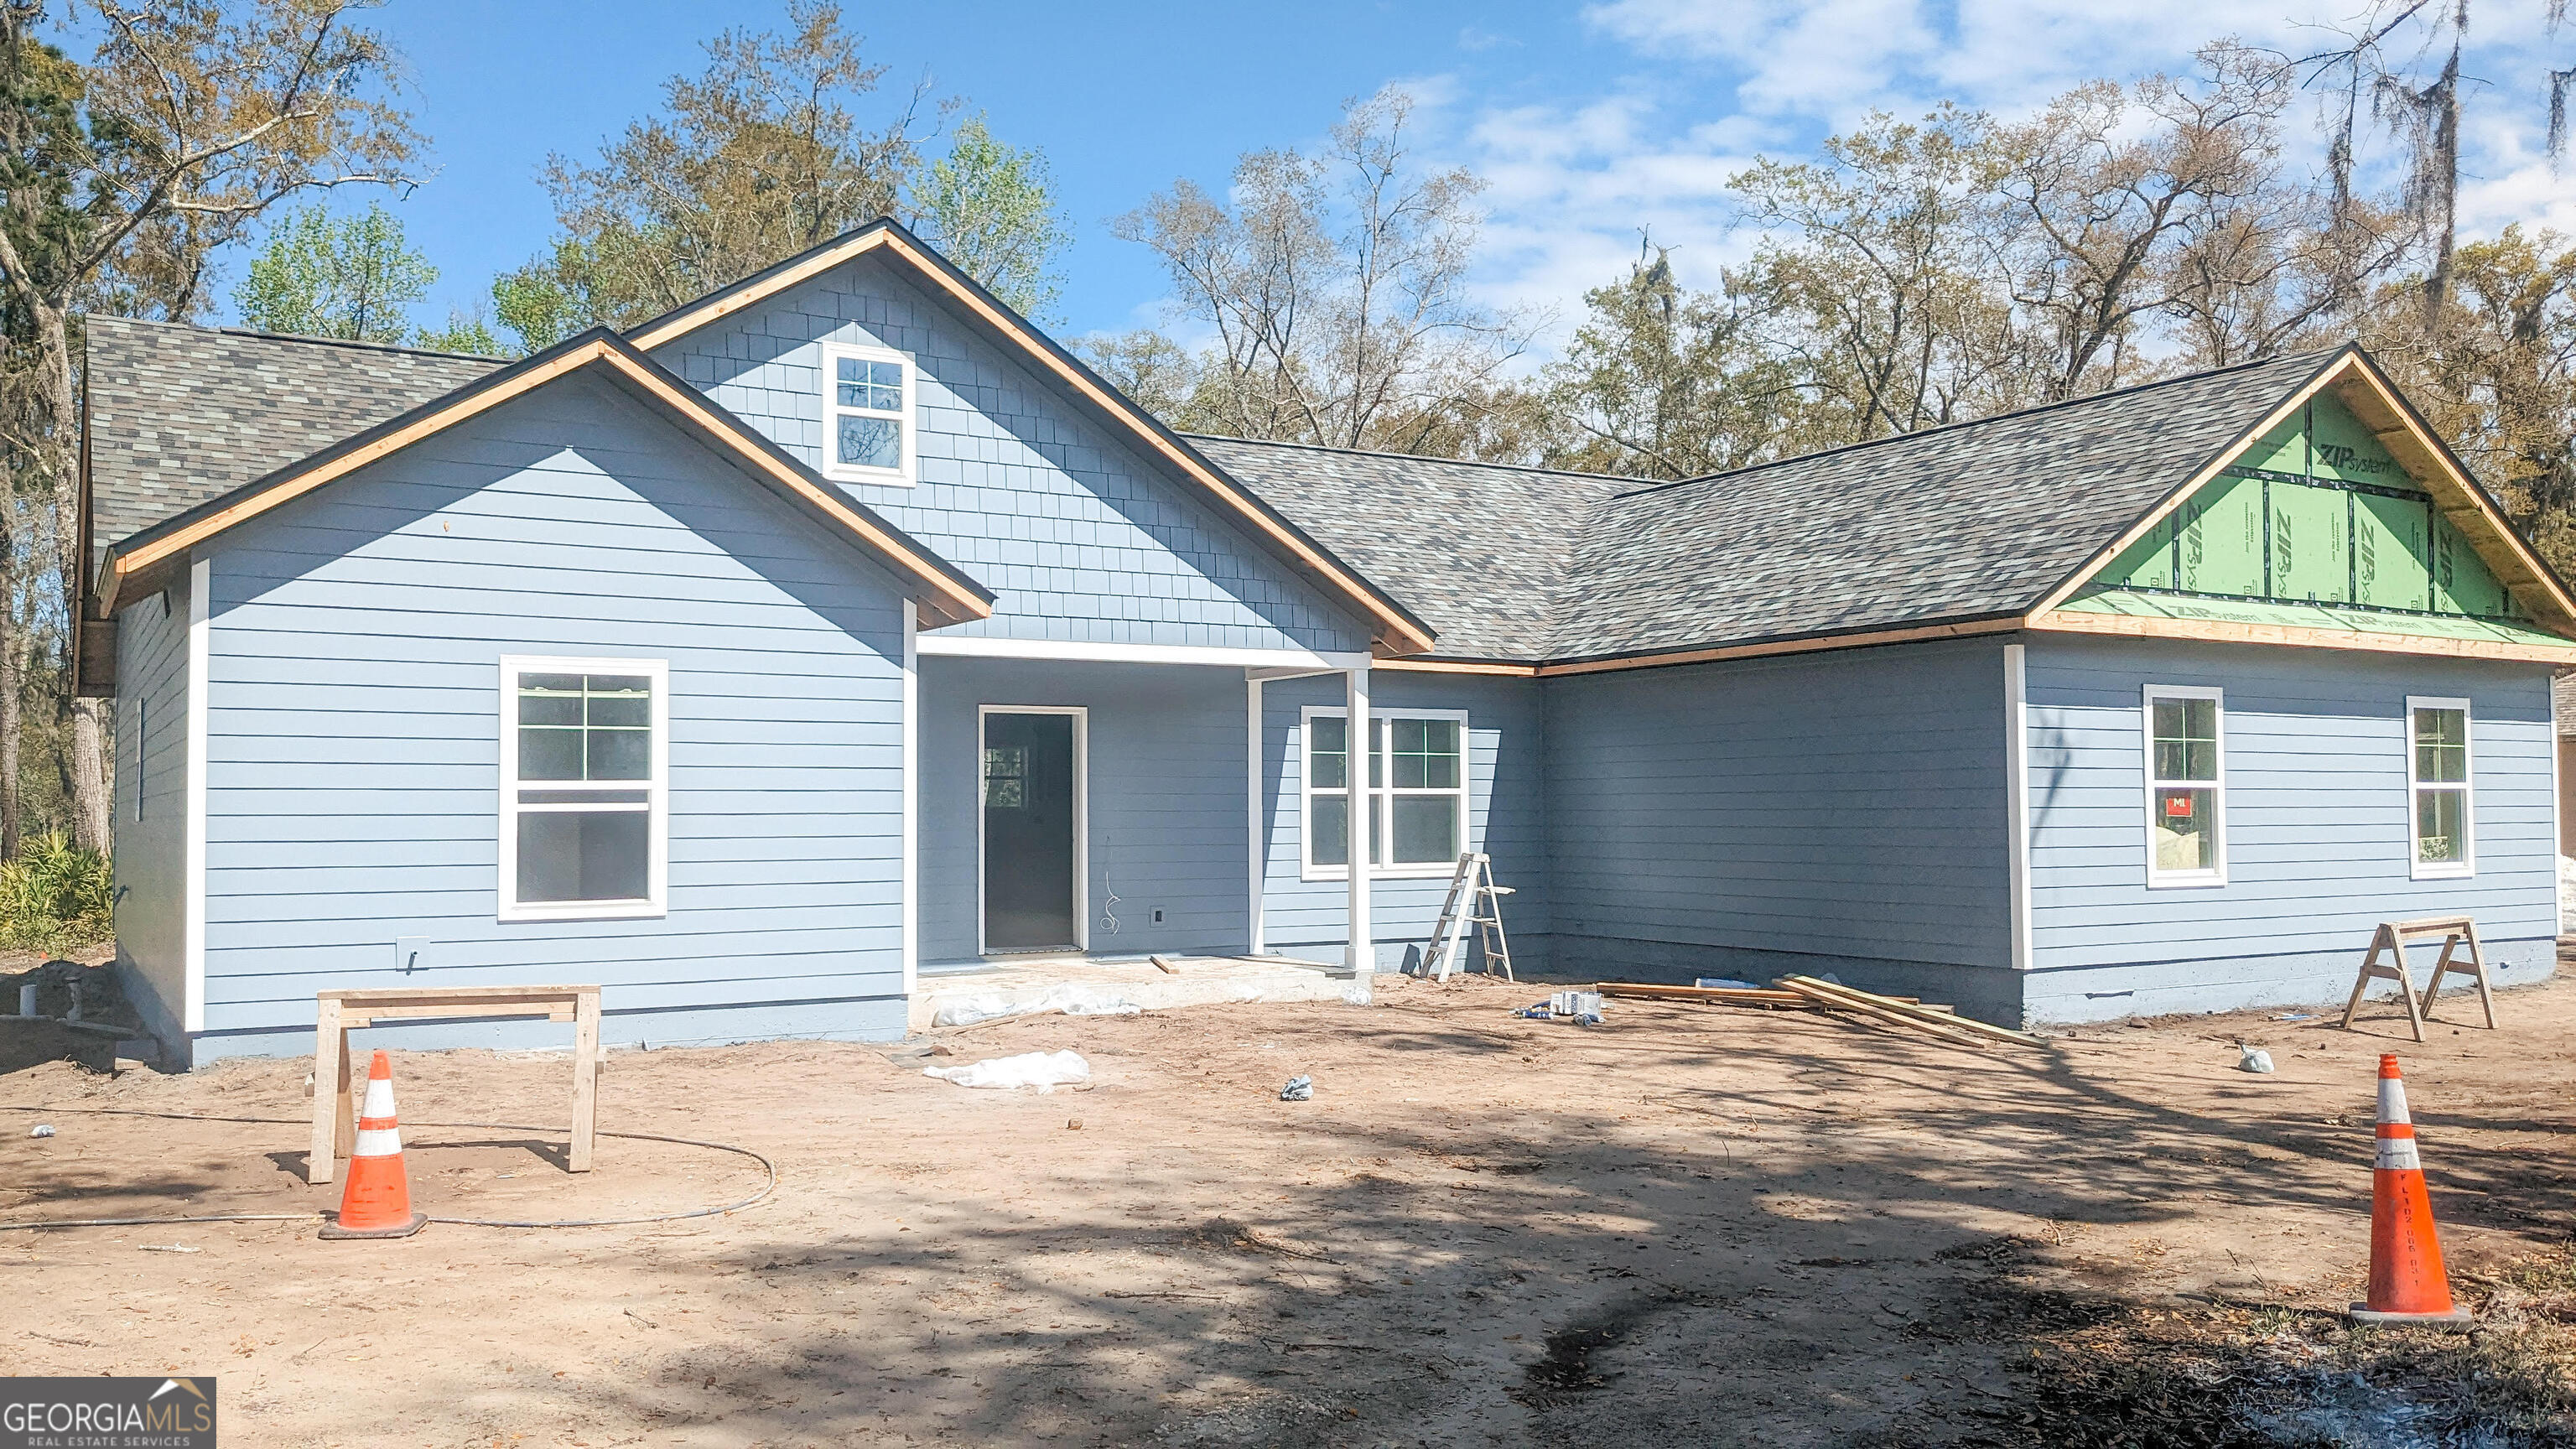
[{"left": 1775, "top": 975, "right": 2049, "bottom": 1049}]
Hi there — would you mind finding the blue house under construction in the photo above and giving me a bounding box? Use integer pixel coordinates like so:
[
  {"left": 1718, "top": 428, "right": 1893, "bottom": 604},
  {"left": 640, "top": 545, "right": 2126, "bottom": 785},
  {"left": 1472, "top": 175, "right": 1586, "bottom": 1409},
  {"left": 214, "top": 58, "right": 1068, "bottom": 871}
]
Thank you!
[{"left": 75, "top": 221, "right": 2572, "bottom": 1064}]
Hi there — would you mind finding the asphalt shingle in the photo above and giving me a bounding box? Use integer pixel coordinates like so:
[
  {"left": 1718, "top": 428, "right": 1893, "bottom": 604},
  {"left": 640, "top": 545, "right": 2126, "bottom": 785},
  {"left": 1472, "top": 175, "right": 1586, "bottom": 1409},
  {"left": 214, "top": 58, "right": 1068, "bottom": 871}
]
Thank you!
[{"left": 84, "top": 315, "right": 502, "bottom": 561}]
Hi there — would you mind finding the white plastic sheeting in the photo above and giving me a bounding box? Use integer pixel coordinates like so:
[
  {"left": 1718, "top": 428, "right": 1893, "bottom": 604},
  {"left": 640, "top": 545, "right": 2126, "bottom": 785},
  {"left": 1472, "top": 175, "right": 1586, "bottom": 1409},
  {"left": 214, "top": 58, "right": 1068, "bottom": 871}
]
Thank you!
[{"left": 922, "top": 1049, "right": 1093, "bottom": 1093}]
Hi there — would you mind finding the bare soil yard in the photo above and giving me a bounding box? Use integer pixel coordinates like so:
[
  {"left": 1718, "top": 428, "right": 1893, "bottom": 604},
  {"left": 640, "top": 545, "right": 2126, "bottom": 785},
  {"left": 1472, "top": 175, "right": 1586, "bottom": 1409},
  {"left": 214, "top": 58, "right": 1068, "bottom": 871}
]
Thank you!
[{"left": 3, "top": 969, "right": 2573, "bottom": 1447}]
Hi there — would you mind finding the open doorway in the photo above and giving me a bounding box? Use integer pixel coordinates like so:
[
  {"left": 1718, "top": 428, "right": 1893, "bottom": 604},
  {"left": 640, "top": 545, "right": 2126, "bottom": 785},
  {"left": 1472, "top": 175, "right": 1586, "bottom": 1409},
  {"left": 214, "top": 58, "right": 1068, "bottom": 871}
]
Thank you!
[{"left": 979, "top": 708, "right": 1084, "bottom": 953}]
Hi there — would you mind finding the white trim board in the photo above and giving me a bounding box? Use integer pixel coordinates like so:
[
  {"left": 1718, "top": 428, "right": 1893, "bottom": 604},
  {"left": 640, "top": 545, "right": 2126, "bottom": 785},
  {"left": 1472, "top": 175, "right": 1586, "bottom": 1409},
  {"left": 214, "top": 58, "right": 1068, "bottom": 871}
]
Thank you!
[
  {"left": 975, "top": 704, "right": 1090, "bottom": 958},
  {"left": 917, "top": 635, "right": 1370, "bottom": 673},
  {"left": 2004, "top": 643, "right": 2032, "bottom": 974},
  {"left": 902, "top": 608, "right": 921, "bottom": 996},
  {"left": 1246, "top": 675, "right": 1265, "bottom": 957},
  {"left": 183, "top": 557, "right": 209, "bottom": 1036}
]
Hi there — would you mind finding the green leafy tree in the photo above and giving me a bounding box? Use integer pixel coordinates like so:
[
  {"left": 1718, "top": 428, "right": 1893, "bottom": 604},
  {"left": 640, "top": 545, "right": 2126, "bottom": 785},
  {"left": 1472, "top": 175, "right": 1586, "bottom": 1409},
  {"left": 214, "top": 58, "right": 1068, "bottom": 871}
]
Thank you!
[
  {"left": 234, "top": 203, "right": 434, "bottom": 342},
  {"left": 489, "top": 4, "right": 1069, "bottom": 355},
  {"left": 413, "top": 306, "right": 500, "bottom": 356},
  {"left": 913, "top": 114, "right": 1067, "bottom": 320}
]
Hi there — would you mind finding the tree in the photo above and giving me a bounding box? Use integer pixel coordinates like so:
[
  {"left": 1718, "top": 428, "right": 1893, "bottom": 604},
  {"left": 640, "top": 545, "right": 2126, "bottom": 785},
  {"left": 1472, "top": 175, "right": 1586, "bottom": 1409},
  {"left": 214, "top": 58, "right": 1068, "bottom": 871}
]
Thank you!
[
  {"left": 1539, "top": 242, "right": 1819, "bottom": 479},
  {"left": 233, "top": 201, "right": 431, "bottom": 341},
  {"left": 1108, "top": 87, "right": 1532, "bottom": 455},
  {"left": 1730, "top": 106, "right": 2026, "bottom": 439},
  {"left": 0, "top": 0, "right": 418, "bottom": 850},
  {"left": 911, "top": 113, "right": 1067, "bottom": 321},
  {"left": 412, "top": 305, "right": 497, "bottom": 356},
  {"left": 1986, "top": 45, "right": 2309, "bottom": 397}
]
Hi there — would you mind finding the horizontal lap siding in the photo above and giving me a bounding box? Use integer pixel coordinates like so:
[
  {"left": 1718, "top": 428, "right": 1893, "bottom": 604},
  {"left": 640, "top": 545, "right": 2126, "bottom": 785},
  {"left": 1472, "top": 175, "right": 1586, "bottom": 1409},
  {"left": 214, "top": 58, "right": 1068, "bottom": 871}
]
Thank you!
[
  {"left": 1260, "top": 674, "right": 1548, "bottom": 972},
  {"left": 919, "top": 658, "right": 1252, "bottom": 963},
  {"left": 2023, "top": 637, "right": 2558, "bottom": 986},
  {"left": 1542, "top": 641, "right": 2011, "bottom": 970},
  {"left": 653, "top": 255, "right": 1369, "bottom": 655},
  {"left": 195, "top": 376, "right": 911, "bottom": 1053},
  {"left": 111, "top": 576, "right": 191, "bottom": 1047}
]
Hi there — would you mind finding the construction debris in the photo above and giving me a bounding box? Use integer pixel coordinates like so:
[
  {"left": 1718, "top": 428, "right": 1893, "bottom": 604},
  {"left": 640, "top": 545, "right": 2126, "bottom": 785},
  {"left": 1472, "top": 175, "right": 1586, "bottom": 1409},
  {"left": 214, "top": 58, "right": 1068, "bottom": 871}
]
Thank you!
[
  {"left": 922, "top": 1050, "right": 1093, "bottom": 1093},
  {"left": 1587, "top": 975, "right": 2049, "bottom": 1051},
  {"left": 1279, "top": 1075, "right": 1313, "bottom": 1102}
]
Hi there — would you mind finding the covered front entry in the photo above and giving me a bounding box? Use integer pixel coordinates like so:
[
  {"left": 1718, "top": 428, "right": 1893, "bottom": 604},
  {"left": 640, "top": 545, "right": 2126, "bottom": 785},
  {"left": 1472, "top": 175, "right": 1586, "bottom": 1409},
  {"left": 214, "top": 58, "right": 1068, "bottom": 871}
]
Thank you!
[{"left": 979, "top": 707, "right": 1084, "bottom": 953}]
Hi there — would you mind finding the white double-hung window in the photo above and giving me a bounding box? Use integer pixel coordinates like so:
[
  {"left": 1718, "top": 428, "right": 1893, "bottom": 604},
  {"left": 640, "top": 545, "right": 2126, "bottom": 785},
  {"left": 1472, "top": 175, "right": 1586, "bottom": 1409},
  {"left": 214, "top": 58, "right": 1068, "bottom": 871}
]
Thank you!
[
  {"left": 1301, "top": 708, "right": 1468, "bottom": 878},
  {"left": 2142, "top": 685, "right": 2225, "bottom": 887},
  {"left": 820, "top": 341, "right": 914, "bottom": 485},
  {"left": 2406, "top": 697, "right": 2473, "bottom": 878},
  {"left": 500, "top": 657, "right": 668, "bottom": 921}
]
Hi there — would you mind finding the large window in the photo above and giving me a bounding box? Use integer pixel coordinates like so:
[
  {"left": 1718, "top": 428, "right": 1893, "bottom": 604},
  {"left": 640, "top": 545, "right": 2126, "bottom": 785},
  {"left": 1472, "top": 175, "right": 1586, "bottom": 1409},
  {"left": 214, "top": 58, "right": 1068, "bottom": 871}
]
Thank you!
[
  {"left": 2407, "top": 697, "right": 2473, "bottom": 879},
  {"left": 2142, "top": 686, "right": 2225, "bottom": 887},
  {"left": 1301, "top": 708, "right": 1467, "bottom": 878},
  {"left": 500, "top": 657, "right": 668, "bottom": 921},
  {"left": 820, "top": 341, "right": 913, "bottom": 485}
]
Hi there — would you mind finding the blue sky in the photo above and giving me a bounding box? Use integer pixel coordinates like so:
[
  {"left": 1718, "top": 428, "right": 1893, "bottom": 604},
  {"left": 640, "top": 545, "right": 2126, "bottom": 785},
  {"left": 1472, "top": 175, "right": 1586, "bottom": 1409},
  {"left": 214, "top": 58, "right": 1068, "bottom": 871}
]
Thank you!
[{"left": 89, "top": 1, "right": 2576, "bottom": 350}]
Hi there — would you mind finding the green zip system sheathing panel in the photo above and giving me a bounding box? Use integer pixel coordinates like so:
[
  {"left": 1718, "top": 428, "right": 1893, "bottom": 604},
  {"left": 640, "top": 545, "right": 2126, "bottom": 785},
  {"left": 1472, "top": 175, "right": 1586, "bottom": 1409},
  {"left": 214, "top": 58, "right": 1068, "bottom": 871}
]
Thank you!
[{"left": 2072, "top": 392, "right": 2532, "bottom": 640}]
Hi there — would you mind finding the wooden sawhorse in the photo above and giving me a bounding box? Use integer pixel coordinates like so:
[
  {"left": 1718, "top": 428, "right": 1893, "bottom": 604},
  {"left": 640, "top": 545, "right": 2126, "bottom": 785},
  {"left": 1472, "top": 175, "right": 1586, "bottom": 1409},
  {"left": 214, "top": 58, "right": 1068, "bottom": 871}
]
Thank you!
[
  {"left": 2339, "top": 916, "right": 2497, "bottom": 1042},
  {"left": 309, "top": 984, "right": 601, "bottom": 1185}
]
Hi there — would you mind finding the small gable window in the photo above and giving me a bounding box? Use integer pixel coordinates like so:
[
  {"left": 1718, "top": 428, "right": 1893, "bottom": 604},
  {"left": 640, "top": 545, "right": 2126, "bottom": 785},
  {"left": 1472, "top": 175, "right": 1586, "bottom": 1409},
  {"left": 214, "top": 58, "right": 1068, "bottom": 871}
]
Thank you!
[
  {"left": 500, "top": 657, "right": 668, "bottom": 922},
  {"left": 2406, "top": 698, "right": 2473, "bottom": 879},
  {"left": 2142, "top": 686, "right": 2225, "bottom": 887},
  {"left": 821, "top": 341, "right": 913, "bottom": 485}
]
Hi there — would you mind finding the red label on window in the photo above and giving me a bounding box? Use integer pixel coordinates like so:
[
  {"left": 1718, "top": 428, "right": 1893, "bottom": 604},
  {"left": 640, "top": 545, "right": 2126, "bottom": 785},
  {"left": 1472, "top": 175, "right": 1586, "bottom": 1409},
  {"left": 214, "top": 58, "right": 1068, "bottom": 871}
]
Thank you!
[{"left": 2163, "top": 795, "right": 2194, "bottom": 818}]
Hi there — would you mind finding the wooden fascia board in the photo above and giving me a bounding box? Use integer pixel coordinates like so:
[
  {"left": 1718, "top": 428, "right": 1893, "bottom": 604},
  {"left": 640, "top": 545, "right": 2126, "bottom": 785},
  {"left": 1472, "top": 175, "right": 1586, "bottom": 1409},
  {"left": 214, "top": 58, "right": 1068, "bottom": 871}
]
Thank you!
[
  {"left": 2023, "top": 608, "right": 2576, "bottom": 665},
  {"left": 629, "top": 226, "right": 1439, "bottom": 656},
  {"left": 2027, "top": 351, "right": 2350, "bottom": 618},
  {"left": 1530, "top": 617, "right": 2023, "bottom": 677},
  {"left": 1374, "top": 657, "right": 1541, "bottom": 677},
  {"left": 2325, "top": 362, "right": 2576, "bottom": 632},
  {"left": 96, "top": 336, "right": 996, "bottom": 629}
]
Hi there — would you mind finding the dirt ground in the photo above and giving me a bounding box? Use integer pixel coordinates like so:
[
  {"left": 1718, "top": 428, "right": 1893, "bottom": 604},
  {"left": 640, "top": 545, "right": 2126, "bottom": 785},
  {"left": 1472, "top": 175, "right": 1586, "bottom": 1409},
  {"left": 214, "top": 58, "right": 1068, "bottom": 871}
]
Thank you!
[{"left": 3, "top": 967, "right": 2573, "bottom": 1448}]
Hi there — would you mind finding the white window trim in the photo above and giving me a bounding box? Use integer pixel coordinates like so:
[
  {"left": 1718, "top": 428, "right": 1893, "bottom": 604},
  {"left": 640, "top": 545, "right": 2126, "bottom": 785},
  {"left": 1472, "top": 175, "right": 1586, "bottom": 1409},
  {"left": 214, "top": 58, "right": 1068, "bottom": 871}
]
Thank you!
[
  {"left": 1298, "top": 704, "right": 1469, "bottom": 882},
  {"left": 818, "top": 340, "right": 917, "bottom": 486},
  {"left": 2142, "top": 684, "right": 2227, "bottom": 889},
  {"left": 2405, "top": 694, "right": 2475, "bottom": 881},
  {"left": 498, "top": 654, "right": 671, "bottom": 923}
]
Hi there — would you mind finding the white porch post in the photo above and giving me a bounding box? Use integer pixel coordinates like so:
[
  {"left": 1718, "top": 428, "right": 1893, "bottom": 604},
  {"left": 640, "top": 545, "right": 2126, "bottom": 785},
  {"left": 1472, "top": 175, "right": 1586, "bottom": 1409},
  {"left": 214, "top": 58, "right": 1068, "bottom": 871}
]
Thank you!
[
  {"left": 1246, "top": 673, "right": 1265, "bottom": 957},
  {"left": 1344, "top": 662, "right": 1373, "bottom": 974}
]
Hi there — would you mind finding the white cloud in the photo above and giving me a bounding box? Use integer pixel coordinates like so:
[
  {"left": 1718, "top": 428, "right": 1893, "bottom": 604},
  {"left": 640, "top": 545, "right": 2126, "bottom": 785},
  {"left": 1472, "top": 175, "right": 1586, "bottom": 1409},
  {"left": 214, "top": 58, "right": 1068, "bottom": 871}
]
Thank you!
[{"left": 1444, "top": 0, "right": 2576, "bottom": 356}]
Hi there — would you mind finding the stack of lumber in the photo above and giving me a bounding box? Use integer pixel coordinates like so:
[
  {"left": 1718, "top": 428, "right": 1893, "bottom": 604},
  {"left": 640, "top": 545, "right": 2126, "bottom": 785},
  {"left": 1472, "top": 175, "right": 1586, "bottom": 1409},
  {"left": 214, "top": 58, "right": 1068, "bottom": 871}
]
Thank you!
[{"left": 1591, "top": 974, "right": 2048, "bottom": 1051}]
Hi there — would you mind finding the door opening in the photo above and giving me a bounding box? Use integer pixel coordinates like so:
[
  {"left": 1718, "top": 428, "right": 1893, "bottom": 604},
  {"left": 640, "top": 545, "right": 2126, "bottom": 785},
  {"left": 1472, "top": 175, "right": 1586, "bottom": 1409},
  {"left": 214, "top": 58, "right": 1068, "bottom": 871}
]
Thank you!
[{"left": 980, "top": 709, "right": 1082, "bottom": 953}]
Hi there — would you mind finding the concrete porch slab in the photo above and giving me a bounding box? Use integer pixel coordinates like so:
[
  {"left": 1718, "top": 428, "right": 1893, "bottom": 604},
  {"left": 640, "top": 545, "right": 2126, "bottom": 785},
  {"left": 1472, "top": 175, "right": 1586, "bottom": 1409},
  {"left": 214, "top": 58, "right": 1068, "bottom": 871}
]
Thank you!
[{"left": 910, "top": 954, "right": 1365, "bottom": 1033}]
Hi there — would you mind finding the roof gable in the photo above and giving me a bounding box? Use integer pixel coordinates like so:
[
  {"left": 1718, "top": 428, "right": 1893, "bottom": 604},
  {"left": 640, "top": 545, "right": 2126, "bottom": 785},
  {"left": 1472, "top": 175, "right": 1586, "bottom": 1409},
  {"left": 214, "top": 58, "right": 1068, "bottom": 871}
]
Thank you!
[
  {"left": 626, "top": 219, "right": 1436, "bottom": 655},
  {"left": 93, "top": 329, "right": 994, "bottom": 626}
]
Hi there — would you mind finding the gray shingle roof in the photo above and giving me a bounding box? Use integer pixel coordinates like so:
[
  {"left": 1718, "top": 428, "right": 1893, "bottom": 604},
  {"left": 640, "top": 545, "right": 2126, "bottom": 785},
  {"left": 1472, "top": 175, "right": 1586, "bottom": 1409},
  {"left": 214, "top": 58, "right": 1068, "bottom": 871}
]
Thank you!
[
  {"left": 85, "top": 315, "right": 502, "bottom": 556},
  {"left": 1197, "top": 351, "right": 2342, "bottom": 664},
  {"left": 1545, "top": 350, "right": 2342, "bottom": 663},
  {"left": 1186, "top": 437, "right": 1623, "bottom": 661}
]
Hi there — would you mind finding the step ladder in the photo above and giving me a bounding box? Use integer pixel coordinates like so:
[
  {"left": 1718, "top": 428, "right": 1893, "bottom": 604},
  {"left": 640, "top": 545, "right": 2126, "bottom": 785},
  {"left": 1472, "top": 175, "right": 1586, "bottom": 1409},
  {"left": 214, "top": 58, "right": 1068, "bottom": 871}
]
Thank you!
[{"left": 1419, "top": 853, "right": 1514, "bottom": 982}]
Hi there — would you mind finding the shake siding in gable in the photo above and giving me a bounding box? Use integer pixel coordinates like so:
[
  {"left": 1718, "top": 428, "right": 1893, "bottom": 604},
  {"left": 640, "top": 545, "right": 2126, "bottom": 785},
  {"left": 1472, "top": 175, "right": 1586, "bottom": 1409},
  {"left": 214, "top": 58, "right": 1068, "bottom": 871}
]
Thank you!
[
  {"left": 189, "top": 375, "right": 913, "bottom": 1060},
  {"left": 2021, "top": 636, "right": 2558, "bottom": 1019},
  {"left": 1258, "top": 673, "right": 1550, "bottom": 973},
  {"left": 1540, "top": 641, "right": 2016, "bottom": 1015},
  {"left": 112, "top": 571, "right": 191, "bottom": 1049},
  {"left": 649, "top": 254, "right": 1368, "bottom": 656}
]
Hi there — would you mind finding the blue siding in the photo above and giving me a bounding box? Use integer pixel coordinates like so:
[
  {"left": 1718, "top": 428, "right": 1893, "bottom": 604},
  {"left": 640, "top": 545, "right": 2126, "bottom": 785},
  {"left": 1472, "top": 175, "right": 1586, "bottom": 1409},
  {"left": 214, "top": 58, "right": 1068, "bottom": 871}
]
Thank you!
[
  {"left": 1259, "top": 673, "right": 1550, "bottom": 973},
  {"left": 189, "top": 374, "right": 914, "bottom": 1060},
  {"left": 1540, "top": 641, "right": 2016, "bottom": 1014},
  {"left": 2023, "top": 636, "right": 2559, "bottom": 1020},
  {"left": 919, "top": 657, "right": 1254, "bottom": 963},
  {"left": 111, "top": 578, "right": 191, "bottom": 1050},
  {"left": 649, "top": 252, "right": 1371, "bottom": 656}
]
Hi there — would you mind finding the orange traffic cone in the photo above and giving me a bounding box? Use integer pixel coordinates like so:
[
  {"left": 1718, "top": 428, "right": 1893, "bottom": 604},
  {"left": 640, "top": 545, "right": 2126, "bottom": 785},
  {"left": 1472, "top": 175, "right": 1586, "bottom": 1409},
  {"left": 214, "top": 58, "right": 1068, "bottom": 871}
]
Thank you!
[
  {"left": 318, "top": 1050, "right": 428, "bottom": 1240},
  {"left": 2349, "top": 1053, "right": 2469, "bottom": 1326}
]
